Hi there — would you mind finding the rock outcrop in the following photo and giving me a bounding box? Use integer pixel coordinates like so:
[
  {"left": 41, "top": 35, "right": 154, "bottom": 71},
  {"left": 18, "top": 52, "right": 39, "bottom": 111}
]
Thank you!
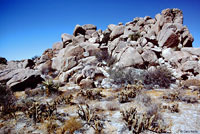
[{"left": 1, "top": 8, "right": 199, "bottom": 91}]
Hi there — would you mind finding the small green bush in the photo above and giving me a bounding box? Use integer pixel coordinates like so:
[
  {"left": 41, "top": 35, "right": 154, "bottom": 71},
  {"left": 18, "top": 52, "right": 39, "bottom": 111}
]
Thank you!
[{"left": 42, "top": 80, "right": 60, "bottom": 96}]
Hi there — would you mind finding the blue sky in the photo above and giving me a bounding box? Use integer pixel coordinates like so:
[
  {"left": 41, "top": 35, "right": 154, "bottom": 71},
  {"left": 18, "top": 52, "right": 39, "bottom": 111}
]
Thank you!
[{"left": 0, "top": 0, "right": 200, "bottom": 61}]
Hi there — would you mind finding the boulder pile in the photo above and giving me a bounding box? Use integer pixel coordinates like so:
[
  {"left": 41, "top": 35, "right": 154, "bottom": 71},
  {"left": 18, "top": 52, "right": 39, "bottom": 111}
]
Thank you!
[{"left": 0, "top": 8, "right": 199, "bottom": 91}]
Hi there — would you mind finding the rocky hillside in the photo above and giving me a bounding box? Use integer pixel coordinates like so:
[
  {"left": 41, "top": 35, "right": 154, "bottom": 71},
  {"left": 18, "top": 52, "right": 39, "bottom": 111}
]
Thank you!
[{"left": 0, "top": 8, "right": 200, "bottom": 134}]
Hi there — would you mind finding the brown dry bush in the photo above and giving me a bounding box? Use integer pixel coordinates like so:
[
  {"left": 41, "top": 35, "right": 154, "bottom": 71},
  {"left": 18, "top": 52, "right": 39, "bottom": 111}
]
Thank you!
[
  {"left": 57, "top": 117, "right": 83, "bottom": 134},
  {"left": 143, "top": 66, "right": 175, "bottom": 89},
  {"left": 0, "top": 84, "right": 17, "bottom": 118}
]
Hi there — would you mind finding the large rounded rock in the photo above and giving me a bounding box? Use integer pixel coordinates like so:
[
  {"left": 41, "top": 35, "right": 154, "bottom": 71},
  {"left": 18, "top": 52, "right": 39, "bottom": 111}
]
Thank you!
[
  {"left": 117, "top": 47, "right": 144, "bottom": 68},
  {"left": 181, "top": 61, "right": 200, "bottom": 75},
  {"left": 52, "top": 45, "right": 84, "bottom": 71},
  {"left": 110, "top": 25, "right": 125, "bottom": 40},
  {"left": 82, "top": 24, "right": 97, "bottom": 30},
  {"left": 0, "top": 68, "right": 44, "bottom": 91},
  {"left": 61, "top": 33, "right": 73, "bottom": 44},
  {"left": 157, "top": 24, "right": 180, "bottom": 47},
  {"left": 79, "top": 78, "right": 94, "bottom": 89},
  {"left": 52, "top": 42, "right": 64, "bottom": 51},
  {"left": 141, "top": 50, "right": 158, "bottom": 63},
  {"left": 181, "top": 47, "right": 200, "bottom": 56},
  {"left": 73, "top": 24, "right": 86, "bottom": 36}
]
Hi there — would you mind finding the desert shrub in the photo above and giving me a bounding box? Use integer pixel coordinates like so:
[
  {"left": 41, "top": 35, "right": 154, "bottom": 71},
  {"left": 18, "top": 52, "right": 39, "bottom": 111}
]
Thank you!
[
  {"left": 181, "top": 79, "right": 200, "bottom": 88},
  {"left": 42, "top": 80, "right": 60, "bottom": 96},
  {"left": 0, "top": 85, "right": 17, "bottom": 118},
  {"left": 162, "top": 89, "right": 182, "bottom": 102},
  {"left": 54, "top": 94, "right": 74, "bottom": 105},
  {"left": 42, "top": 119, "right": 59, "bottom": 134},
  {"left": 94, "top": 49, "right": 109, "bottom": 62},
  {"left": 143, "top": 66, "right": 175, "bottom": 88},
  {"left": 108, "top": 67, "right": 145, "bottom": 86},
  {"left": 77, "top": 89, "right": 104, "bottom": 100},
  {"left": 25, "top": 88, "right": 45, "bottom": 97},
  {"left": 57, "top": 117, "right": 83, "bottom": 134},
  {"left": 121, "top": 107, "right": 169, "bottom": 133},
  {"left": 77, "top": 104, "right": 95, "bottom": 124},
  {"left": 162, "top": 89, "right": 198, "bottom": 103},
  {"left": 161, "top": 103, "right": 179, "bottom": 113},
  {"left": 118, "top": 83, "right": 144, "bottom": 103},
  {"left": 128, "top": 32, "right": 141, "bottom": 41}
]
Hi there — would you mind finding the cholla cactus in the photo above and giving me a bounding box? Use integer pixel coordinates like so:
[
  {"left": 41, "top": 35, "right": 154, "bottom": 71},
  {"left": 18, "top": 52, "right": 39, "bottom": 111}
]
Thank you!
[
  {"left": 118, "top": 83, "right": 143, "bottom": 103},
  {"left": 27, "top": 101, "right": 57, "bottom": 124},
  {"left": 77, "top": 89, "right": 103, "bottom": 100},
  {"left": 92, "top": 119, "right": 104, "bottom": 134},
  {"left": 77, "top": 104, "right": 94, "bottom": 124},
  {"left": 54, "top": 94, "right": 74, "bottom": 105},
  {"left": 121, "top": 107, "right": 169, "bottom": 133}
]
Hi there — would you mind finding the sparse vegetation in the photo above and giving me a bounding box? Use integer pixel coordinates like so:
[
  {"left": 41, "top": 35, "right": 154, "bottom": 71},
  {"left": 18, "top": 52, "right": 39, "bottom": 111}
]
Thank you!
[
  {"left": 77, "top": 104, "right": 104, "bottom": 133},
  {"left": 42, "top": 80, "right": 60, "bottom": 96},
  {"left": 0, "top": 85, "right": 17, "bottom": 118},
  {"left": 108, "top": 67, "right": 145, "bottom": 86},
  {"left": 162, "top": 89, "right": 181, "bottom": 102},
  {"left": 128, "top": 32, "right": 141, "bottom": 41},
  {"left": 57, "top": 117, "right": 83, "bottom": 134},
  {"left": 26, "top": 101, "right": 57, "bottom": 124},
  {"left": 162, "top": 89, "right": 199, "bottom": 103},
  {"left": 77, "top": 89, "right": 104, "bottom": 100},
  {"left": 143, "top": 66, "right": 175, "bottom": 88},
  {"left": 118, "top": 83, "right": 144, "bottom": 103},
  {"left": 121, "top": 107, "right": 168, "bottom": 133},
  {"left": 161, "top": 103, "right": 179, "bottom": 113},
  {"left": 135, "top": 93, "right": 152, "bottom": 107},
  {"left": 77, "top": 104, "right": 95, "bottom": 124}
]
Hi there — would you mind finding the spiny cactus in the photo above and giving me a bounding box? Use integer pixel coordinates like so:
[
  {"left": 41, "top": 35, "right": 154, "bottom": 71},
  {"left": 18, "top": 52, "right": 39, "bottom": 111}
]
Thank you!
[
  {"left": 121, "top": 107, "right": 169, "bottom": 133},
  {"left": 26, "top": 101, "right": 57, "bottom": 124},
  {"left": 92, "top": 119, "right": 104, "bottom": 134},
  {"left": 77, "top": 89, "right": 104, "bottom": 100},
  {"left": 77, "top": 104, "right": 94, "bottom": 124},
  {"left": 118, "top": 83, "right": 144, "bottom": 103},
  {"left": 54, "top": 94, "right": 74, "bottom": 105},
  {"left": 77, "top": 104, "right": 104, "bottom": 132},
  {"left": 161, "top": 103, "right": 179, "bottom": 113}
]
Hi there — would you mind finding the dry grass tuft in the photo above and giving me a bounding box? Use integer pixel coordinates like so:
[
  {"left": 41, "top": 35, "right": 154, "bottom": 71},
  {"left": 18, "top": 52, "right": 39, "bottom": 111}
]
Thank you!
[{"left": 57, "top": 117, "right": 83, "bottom": 134}]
